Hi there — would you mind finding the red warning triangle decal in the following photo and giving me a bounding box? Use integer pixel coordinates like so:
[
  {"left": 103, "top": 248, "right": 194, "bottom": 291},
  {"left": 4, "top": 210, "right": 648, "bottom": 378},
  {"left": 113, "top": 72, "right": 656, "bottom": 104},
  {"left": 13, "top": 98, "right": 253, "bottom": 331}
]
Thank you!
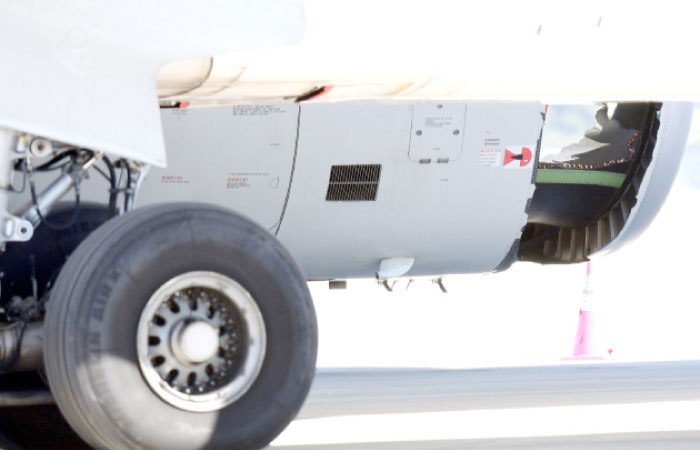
[{"left": 503, "top": 147, "right": 532, "bottom": 167}]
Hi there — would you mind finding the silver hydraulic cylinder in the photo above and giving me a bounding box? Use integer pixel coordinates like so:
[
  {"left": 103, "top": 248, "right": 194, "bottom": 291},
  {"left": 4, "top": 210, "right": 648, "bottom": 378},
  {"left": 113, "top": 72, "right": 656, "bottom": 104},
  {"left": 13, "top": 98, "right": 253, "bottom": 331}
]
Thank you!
[
  {"left": 18, "top": 155, "right": 99, "bottom": 227},
  {"left": 0, "top": 321, "right": 43, "bottom": 372}
]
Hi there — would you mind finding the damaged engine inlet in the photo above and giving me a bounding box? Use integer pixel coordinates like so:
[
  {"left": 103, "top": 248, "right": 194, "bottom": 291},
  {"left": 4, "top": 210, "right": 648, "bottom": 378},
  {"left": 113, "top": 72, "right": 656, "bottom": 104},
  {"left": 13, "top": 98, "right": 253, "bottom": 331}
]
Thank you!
[{"left": 519, "top": 103, "right": 661, "bottom": 264}]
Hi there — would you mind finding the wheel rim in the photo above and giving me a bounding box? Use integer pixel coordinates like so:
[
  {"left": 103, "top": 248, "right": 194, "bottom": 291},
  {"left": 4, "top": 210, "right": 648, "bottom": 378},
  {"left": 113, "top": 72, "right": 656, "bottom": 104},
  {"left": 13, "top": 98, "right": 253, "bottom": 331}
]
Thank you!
[{"left": 136, "top": 271, "right": 266, "bottom": 412}]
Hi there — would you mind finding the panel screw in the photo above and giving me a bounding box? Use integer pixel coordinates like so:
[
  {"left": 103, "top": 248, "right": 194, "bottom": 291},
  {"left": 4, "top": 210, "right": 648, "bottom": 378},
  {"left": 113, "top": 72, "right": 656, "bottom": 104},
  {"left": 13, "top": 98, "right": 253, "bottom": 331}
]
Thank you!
[
  {"left": 453, "top": 130, "right": 460, "bottom": 135},
  {"left": 416, "top": 130, "right": 422, "bottom": 136}
]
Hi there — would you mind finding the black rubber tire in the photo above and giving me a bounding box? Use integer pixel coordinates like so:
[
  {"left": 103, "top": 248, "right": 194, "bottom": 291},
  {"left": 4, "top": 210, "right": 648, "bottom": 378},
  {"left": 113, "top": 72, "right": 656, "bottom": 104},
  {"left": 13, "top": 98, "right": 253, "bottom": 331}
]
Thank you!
[
  {"left": 43, "top": 203, "right": 318, "bottom": 450},
  {"left": 0, "top": 202, "right": 110, "bottom": 306}
]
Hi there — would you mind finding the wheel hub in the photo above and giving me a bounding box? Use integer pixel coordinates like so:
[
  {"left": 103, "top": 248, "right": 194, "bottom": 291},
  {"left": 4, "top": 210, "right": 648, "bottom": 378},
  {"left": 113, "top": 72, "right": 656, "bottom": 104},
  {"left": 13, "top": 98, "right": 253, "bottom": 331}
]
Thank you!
[
  {"left": 136, "top": 271, "right": 266, "bottom": 412},
  {"left": 171, "top": 320, "right": 220, "bottom": 364}
]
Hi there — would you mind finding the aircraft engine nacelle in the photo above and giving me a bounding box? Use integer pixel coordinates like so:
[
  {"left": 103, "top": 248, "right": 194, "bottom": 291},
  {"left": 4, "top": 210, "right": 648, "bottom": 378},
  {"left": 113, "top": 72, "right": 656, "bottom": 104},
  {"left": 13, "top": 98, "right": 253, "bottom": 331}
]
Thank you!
[{"left": 90, "top": 101, "right": 691, "bottom": 279}]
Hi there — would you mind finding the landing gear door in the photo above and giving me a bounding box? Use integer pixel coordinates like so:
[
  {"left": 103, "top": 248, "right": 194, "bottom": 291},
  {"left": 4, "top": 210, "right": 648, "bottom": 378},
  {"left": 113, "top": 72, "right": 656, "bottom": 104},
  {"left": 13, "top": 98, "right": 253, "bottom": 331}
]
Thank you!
[{"left": 408, "top": 103, "right": 466, "bottom": 163}]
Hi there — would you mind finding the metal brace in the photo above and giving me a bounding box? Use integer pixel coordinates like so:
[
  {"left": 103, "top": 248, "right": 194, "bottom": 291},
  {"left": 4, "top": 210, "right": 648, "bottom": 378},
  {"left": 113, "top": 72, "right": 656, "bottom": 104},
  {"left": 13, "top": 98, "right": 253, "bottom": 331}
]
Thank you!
[
  {"left": 0, "top": 129, "right": 33, "bottom": 245},
  {"left": 0, "top": 213, "right": 33, "bottom": 244}
]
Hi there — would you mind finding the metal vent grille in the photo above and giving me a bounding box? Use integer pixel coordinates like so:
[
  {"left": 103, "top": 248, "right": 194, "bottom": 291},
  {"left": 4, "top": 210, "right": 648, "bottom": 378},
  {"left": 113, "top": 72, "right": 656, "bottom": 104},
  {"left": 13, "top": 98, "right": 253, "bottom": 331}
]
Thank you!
[{"left": 326, "top": 164, "right": 381, "bottom": 201}]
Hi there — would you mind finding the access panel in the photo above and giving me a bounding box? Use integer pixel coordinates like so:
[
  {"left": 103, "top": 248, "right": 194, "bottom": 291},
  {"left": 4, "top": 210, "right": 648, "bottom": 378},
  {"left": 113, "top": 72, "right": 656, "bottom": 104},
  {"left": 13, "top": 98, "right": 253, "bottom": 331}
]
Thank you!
[
  {"left": 277, "top": 102, "right": 545, "bottom": 279},
  {"left": 137, "top": 105, "right": 299, "bottom": 231}
]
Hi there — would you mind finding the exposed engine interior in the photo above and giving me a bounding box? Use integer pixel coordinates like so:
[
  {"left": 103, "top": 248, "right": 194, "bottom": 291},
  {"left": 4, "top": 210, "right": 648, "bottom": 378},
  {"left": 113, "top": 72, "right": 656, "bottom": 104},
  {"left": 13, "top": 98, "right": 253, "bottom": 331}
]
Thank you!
[{"left": 520, "top": 102, "right": 660, "bottom": 263}]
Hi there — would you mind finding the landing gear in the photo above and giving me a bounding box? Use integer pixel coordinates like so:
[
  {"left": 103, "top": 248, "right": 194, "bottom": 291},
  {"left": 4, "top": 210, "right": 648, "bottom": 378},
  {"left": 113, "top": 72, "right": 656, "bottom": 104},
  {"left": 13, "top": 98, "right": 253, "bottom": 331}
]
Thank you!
[
  {"left": 43, "top": 203, "right": 318, "bottom": 450},
  {"left": 0, "top": 128, "right": 317, "bottom": 449}
]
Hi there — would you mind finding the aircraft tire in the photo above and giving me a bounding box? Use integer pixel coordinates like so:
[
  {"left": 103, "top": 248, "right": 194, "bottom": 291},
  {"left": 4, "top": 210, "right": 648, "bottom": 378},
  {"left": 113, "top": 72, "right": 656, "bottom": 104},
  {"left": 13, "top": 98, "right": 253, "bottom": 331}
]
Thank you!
[
  {"left": 0, "top": 202, "right": 110, "bottom": 306},
  {"left": 43, "top": 203, "right": 317, "bottom": 450}
]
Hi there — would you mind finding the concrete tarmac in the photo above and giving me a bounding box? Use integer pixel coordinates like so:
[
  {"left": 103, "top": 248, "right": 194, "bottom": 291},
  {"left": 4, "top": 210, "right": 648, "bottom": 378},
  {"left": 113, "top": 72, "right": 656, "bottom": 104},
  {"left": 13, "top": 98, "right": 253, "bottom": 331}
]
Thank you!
[
  {"left": 271, "top": 361, "right": 700, "bottom": 449},
  {"left": 3, "top": 361, "right": 700, "bottom": 449}
]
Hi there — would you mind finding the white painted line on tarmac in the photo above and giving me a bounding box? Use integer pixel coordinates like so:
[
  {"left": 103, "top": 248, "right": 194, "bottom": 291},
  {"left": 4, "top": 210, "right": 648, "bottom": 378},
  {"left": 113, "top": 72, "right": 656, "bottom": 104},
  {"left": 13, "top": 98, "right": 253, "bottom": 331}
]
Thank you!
[{"left": 271, "top": 400, "right": 700, "bottom": 447}]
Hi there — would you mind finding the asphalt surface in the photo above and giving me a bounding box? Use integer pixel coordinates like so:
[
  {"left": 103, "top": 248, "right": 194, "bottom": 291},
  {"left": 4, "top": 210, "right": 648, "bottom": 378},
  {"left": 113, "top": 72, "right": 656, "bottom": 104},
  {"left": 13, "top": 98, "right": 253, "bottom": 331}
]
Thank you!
[
  {"left": 273, "top": 361, "right": 700, "bottom": 449},
  {"left": 3, "top": 361, "right": 700, "bottom": 449},
  {"left": 300, "top": 361, "right": 700, "bottom": 419},
  {"left": 272, "top": 432, "right": 700, "bottom": 450}
]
